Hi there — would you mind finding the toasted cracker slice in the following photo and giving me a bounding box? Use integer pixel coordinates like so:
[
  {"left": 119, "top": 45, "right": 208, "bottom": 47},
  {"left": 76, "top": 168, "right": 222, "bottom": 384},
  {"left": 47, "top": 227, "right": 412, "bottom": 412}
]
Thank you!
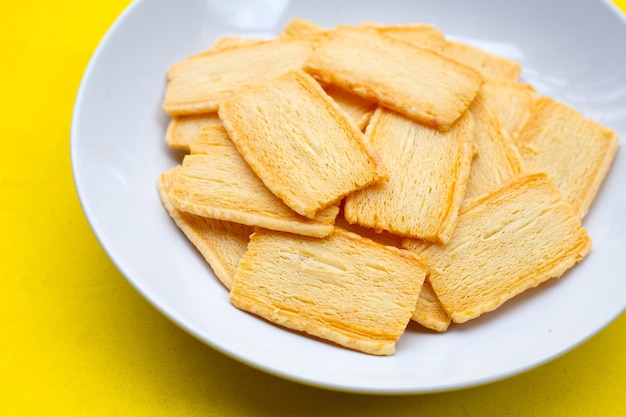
[
  {"left": 303, "top": 26, "right": 482, "bottom": 131},
  {"left": 334, "top": 214, "right": 449, "bottom": 331},
  {"left": 168, "top": 125, "right": 339, "bottom": 237},
  {"left": 158, "top": 168, "right": 252, "bottom": 289},
  {"left": 514, "top": 97, "right": 619, "bottom": 218},
  {"left": 163, "top": 39, "right": 315, "bottom": 115},
  {"left": 412, "top": 278, "right": 451, "bottom": 332},
  {"left": 165, "top": 113, "right": 221, "bottom": 150},
  {"left": 443, "top": 40, "right": 521, "bottom": 82},
  {"left": 322, "top": 84, "right": 377, "bottom": 131},
  {"left": 230, "top": 227, "right": 427, "bottom": 356},
  {"left": 480, "top": 80, "right": 537, "bottom": 142},
  {"left": 361, "top": 22, "right": 445, "bottom": 52},
  {"left": 219, "top": 70, "right": 384, "bottom": 218},
  {"left": 344, "top": 108, "right": 474, "bottom": 244},
  {"left": 464, "top": 86, "right": 525, "bottom": 199},
  {"left": 403, "top": 173, "right": 591, "bottom": 323}
]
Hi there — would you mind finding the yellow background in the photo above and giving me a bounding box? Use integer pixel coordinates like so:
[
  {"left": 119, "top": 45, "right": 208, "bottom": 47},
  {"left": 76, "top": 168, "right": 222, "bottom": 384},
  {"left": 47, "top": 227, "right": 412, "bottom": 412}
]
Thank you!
[{"left": 2, "top": 1, "right": 625, "bottom": 415}]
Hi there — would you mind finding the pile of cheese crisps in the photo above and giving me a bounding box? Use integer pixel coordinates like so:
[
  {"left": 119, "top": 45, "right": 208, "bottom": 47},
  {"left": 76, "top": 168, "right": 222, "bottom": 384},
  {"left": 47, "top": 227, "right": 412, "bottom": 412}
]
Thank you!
[{"left": 157, "top": 19, "right": 618, "bottom": 356}]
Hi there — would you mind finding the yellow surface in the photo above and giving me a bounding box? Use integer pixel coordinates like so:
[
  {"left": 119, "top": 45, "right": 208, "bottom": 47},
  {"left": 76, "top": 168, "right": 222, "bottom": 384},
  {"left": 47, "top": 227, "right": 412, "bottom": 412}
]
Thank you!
[{"left": 1, "top": 1, "right": 626, "bottom": 415}]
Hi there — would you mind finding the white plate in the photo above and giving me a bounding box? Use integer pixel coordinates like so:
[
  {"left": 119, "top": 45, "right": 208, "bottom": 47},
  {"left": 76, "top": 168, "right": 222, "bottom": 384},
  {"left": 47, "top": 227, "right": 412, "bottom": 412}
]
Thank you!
[{"left": 71, "top": 0, "right": 626, "bottom": 394}]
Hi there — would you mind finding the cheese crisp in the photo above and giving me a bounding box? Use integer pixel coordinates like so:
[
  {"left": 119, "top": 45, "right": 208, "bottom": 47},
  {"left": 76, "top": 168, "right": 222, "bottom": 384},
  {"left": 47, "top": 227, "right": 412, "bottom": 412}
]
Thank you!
[
  {"left": 230, "top": 227, "right": 427, "bottom": 355},
  {"left": 304, "top": 26, "right": 482, "bottom": 131},
  {"left": 219, "top": 70, "right": 384, "bottom": 218}
]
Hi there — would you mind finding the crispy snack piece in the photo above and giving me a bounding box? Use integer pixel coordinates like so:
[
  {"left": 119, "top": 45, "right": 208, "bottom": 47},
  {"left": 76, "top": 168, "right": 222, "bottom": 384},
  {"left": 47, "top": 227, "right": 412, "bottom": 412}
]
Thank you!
[
  {"left": 412, "top": 278, "right": 451, "bottom": 332},
  {"left": 158, "top": 168, "right": 252, "bottom": 290},
  {"left": 303, "top": 26, "right": 482, "bottom": 131},
  {"left": 464, "top": 86, "right": 525, "bottom": 199},
  {"left": 219, "top": 70, "right": 384, "bottom": 218},
  {"left": 168, "top": 125, "right": 339, "bottom": 237},
  {"left": 443, "top": 40, "right": 521, "bottom": 82},
  {"left": 344, "top": 108, "right": 474, "bottom": 244},
  {"left": 480, "top": 80, "right": 537, "bottom": 142},
  {"left": 165, "top": 113, "right": 221, "bottom": 150},
  {"left": 163, "top": 39, "right": 315, "bottom": 115},
  {"left": 334, "top": 214, "right": 449, "bottom": 331},
  {"left": 403, "top": 173, "right": 591, "bottom": 324},
  {"left": 515, "top": 97, "right": 619, "bottom": 218},
  {"left": 230, "top": 227, "right": 427, "bottom": 356},
  {"left": 361, "top": 22, "right": 445, "bottom": 52}
]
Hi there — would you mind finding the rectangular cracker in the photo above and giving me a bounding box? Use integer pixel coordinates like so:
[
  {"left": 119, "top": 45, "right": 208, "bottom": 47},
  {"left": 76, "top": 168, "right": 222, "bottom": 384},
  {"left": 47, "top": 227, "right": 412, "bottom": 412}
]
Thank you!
[
  {"left": 158, "top": 168, "right": 252, "bottom": 290},
  {"left": 303, "top": 26, "right": 482, "bottom": 131},
  {"left": 514, "top": 97, "right": 619, "bottom": 218},
  {"left": 165, "top": 113, "right": 221, "bottom": 150},
  {"left": 219, "top": 70, "right": 384, "bottom": 218},
  {"left": 163, "top": 39, "right": 315, "bottom": 115},
  {"left": 443, "top": 40, "right": 521, "bottom": 82},
  {"left": 464, "top": 85, "right": 525, "bottom": 200},
  {"left": 230, "top": 227, "right": 427, "bottom": 356},
  {"left": 344, "top": 108, "right": 474, "bottom": 244},
  {"left": 335, "top": 214, "right": 450, "bottom": 332},
  {"left": 168, "top": 125, "right": 339, "bottom": 237},
  {"left": 403, "top": 173, "right": 591, "bottom": 324},
  {"left": 480, "top": 80, "right": 537, "bottom": 142}
]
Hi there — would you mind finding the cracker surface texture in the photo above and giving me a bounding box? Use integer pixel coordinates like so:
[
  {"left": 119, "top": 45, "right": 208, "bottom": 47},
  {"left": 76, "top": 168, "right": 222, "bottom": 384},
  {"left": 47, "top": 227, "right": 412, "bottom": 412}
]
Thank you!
[
  {"left": 403, "top": 173, "right": 591, "bottom": 323},
  {"left": 168, "top": 125, "right": 339, "bottom": 237},
  {"left": 480, "top": 80, "right": 537, "bottom": 143},
  {"left": 219, "top": 70, "right": 383, "bottom": 218},
  {"left": 303, "top": 26, "right": 482, "bottom": 131},
  {"left": 344, "top": 108, "right": 474, "bottom": 244},
  {"left": 464, "top": 86, "right": 524, "bottom": 199},
  {"left": 515, "top": 97, "right": 619, "bottom": 218},
  {"left": 230, "top": 228, "right": 427, "bottom": 355},
  {"left": 163, "top": 39, "right": 314, "bottom": 115}
]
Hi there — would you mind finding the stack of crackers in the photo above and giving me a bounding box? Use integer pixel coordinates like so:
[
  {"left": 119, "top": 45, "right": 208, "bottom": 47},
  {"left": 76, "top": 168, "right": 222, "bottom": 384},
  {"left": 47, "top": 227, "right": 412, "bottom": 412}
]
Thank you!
[{"left": 158, "top": 18, "right": 618, "bottom": 355}]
